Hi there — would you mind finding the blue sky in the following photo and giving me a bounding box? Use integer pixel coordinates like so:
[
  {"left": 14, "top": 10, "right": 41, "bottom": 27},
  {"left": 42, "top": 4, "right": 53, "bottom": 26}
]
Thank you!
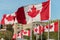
[{"left": 0, "top": 0, "right": 60, "bottom": 20}]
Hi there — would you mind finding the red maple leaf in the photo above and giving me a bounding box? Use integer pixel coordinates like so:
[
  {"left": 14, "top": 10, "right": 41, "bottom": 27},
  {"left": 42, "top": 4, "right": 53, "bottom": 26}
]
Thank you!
[
  {"left": 28, "top": 5, "right": 40, "bottom": 18},
  {"left": 6, "top": 15, "right": 14, "bottom": 21},
  {"left": 35, "top": 28, "right": 38, "bottom": 32},
  {"left": 21, "top": 30, "right": 27, "bottom": 34},
  {"left": 46, "top": 25, "right": 53, "bottom": 29},
  {"left": 24, "top": 31, "right": 27, "bottom": 34}
]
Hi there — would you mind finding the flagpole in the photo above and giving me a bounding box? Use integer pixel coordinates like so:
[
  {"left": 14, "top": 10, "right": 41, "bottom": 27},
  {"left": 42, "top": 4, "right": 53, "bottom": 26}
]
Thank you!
[
  {"left": 41, "top": 24, "right": 42, "bottom": 40},
  {"left": 36, "top": 34, "right": 39, "bottom": 40},
  {"left": 58, "top": 19, "right": 59, "bottom": 40},
  {"left": 41, "top": 33, "right": 42, "bottom": 40},
  {"left": 30, "top": 18, "right": 33, "bottom": 40},
  {"left": 36, "top": 34, "right": 38, "bottom": 40},
  {"left": 30, "top": 24, "right": 32, "bottom": 40},
  {"left": 36, "top": 23, "right": 37, "bottom": 40},
  {"left": 47, "top": 20, "right": 50, "bottom": 40},
  {"left": 36, "top": 24, "right": 37, "bottom": 40},
  {"left": 48, "top": 0, "right": 51, "bottom": 40}
]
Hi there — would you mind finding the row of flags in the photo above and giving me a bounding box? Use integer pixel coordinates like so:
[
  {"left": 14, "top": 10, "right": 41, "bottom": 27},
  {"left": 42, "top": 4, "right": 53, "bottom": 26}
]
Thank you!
[
  {"left": 12, "top": 21, "right": 58, "bottom": 39},
  {"left": 0, "top": 0, "right": 59, "bottom": 40},
  {"left": 0, "top": 0, "right": 50, "bottom": 25}
]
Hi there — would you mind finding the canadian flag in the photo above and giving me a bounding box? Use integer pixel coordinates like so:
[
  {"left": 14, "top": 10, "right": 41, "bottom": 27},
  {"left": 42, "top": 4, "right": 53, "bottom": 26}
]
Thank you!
[
  {"left": 15, "top": 0, "right": 50, "bottom": 24},
  {"left": 22, "top": 30, "right": 30, "bottom": 36},
  {"left": 4, "top": 14, "right": 15, "bottom": 24},
  {"left": 34, "top": 25, "right": 44, "bottom": 34},
  {"left": 1, "top": 13, "right": 17, "bottom": 25},
  {"left": 44, "top": 21, "right": 58, "bottom": 32}
]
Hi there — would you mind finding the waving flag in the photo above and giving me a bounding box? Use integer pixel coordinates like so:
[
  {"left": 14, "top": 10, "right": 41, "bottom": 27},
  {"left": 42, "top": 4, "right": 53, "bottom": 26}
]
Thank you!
[
  {"left": 22, "top": 30, "right": 30, "bottom": 36},
  {"left": 1, "top": 13, "right": 17, "bottom": 25},
  {"left": 15, "top": 0, "right": 50, "bottom": 24},
  {"left": 5, "top": 13, "right": 15, "bottom": 24},
  {"left": 44, "top": 21, "right": 58, "bottom": 32},
  {"left": 34, "top": 25, "right": 44, "bottom": 34}
]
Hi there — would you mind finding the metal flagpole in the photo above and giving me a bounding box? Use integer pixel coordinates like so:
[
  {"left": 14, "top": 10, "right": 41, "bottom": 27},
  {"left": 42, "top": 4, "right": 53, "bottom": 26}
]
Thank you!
[
  {"left": 36, "top": 35, "right": 38, "bottom": 40},
  {"left": 35, "top": 23, "right": 37, "bottom": 40},
  {"left": 30, "top": 24, "right": 32, "bottom": 40},
  {"left": 48, "top": 21, "right": 50, "bottom": 40},
  {"left": 48, "top": 0, "right": 51, "bottom": 40},
  {"left": 41, "top": 24, "right": 42, "bottom": 40},
  {"left": 36, "top": 34, "right": 39, "bottom": 40},
  {"left": 58, "top": 19, "right": 59, "bottom": 40},
  {"left": 41, "top": 32, "right": 42, "bottom": 40},
  {"left": 30, "top": 18, "right": 33, "bottom": 40},
  {"left": 36, "top": 23, "right": 37, "bottom": 40}
]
